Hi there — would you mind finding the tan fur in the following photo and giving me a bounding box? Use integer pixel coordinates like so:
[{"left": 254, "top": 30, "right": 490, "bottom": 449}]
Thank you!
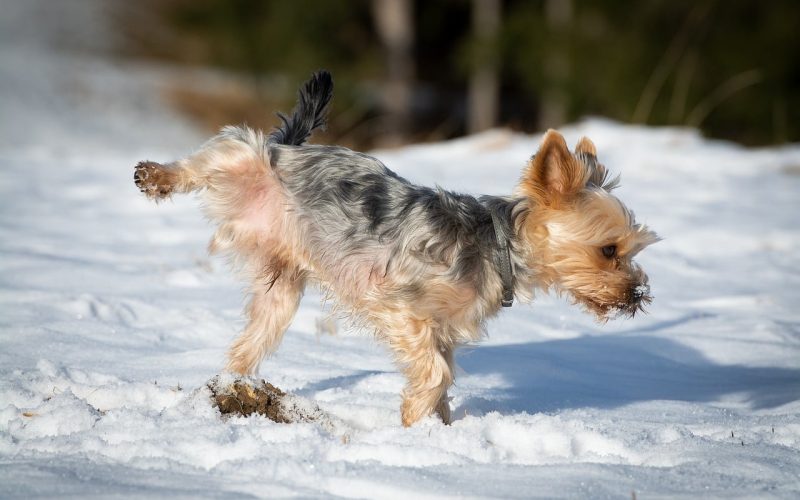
[
  {"left": 515, "top": 130, "right": 659, "bottom": 319},
  {"left": 575, "top": 136, "right": 597, "bottom": 156},
  {"left": 135, "top": 128, "right": 657, "bottom": 426}
]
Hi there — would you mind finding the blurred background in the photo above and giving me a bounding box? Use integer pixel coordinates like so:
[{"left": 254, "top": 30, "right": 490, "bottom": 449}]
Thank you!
[{"left": 6, "top": 0, "right": 800, "bottom": 149}]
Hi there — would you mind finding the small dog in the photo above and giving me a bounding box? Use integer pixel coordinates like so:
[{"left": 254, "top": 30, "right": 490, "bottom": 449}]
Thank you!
[{"left": 135, "top": 71, "right": 658, "bottom": 426}]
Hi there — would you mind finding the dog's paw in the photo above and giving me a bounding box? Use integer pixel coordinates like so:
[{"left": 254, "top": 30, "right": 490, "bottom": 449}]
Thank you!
[{"left": 134, "top": 161, "right": 174, "bottom": 200}]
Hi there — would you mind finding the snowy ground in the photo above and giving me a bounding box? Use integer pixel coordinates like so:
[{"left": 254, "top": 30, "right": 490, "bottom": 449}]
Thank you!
[{"left": 2, "top": 3, "right": 800, "bottom": 498}]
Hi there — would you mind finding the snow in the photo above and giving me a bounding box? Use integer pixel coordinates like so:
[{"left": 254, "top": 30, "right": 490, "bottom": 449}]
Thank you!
[{"left": 1, "top": 2, "right": 799, "bottom": 498}]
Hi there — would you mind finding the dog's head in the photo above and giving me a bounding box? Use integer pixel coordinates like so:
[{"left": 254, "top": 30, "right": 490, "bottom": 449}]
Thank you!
[{"left": 516, "top": 130, "right": 659, "bottom": 320}]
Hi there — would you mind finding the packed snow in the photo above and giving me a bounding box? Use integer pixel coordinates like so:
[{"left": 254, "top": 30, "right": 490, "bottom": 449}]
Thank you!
[{"left": 1, "top": 2, "right": 799, "bottom": 498}]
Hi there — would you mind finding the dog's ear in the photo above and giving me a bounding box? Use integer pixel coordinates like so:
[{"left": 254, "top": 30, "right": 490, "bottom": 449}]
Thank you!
[
  {"left": 574, "top": 136, "right": 597, "bottom": 156},
  {"left": 520, "top": 129, "right": 585, "bottom": 204}
]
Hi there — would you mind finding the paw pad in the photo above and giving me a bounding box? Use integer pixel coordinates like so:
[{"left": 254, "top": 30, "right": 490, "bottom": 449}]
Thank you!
[{"left": 134, "top": 161, "right": 173, "bottom": 199}]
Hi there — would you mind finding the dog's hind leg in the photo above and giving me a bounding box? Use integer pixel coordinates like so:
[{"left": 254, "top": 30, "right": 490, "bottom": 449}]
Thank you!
[
  {"left": 226, "top": 272, "right": 305, "bottom": 376},
  {"left": 134, "top": 126, "right": 268, "bottom": 201},
  {"left": 134, "top": 154, "right": 213, "bottom": 201}
]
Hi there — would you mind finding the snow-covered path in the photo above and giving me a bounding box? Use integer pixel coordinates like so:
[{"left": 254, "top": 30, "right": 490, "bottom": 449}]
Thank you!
[{"left": 2, "top": 3, "right": 799, "bottom": 498}]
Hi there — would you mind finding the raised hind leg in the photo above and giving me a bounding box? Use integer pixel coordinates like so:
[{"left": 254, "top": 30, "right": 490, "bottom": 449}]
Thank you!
[
  {"left": 134, "top": 160, "right": 193, "bottom": 200},
  {"left": 226, "top": 271, "right": 305, "bottom": 375},
  {"left": 134, "top": 126, "right": 268, "bottom": 201}
]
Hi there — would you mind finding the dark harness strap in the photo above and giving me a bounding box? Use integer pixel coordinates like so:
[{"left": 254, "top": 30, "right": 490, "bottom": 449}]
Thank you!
[{"left": 489, "top": 210, "right": 515, "bottom": 307}]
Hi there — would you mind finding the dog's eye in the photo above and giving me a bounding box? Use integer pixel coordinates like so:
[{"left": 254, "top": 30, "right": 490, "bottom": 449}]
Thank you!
[{"left": 601, "top": 245, "right": 617, "bottom": 258}]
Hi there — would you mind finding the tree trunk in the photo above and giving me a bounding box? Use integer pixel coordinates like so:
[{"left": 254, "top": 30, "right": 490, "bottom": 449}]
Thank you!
[
  {"left": 372, "top": 0, "right": 414, "bottom": 147},
  {"left": 539, "top": 0, "right": 572, "bottom": 130},
  {"left": 467, "top": 0, "right": 501, "bottom": 134}
]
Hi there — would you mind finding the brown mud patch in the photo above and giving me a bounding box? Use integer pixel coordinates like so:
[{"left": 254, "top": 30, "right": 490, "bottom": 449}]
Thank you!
[
  {"left": 209, "top": 377, "right": 290, "bottom": 422},
  {"left": 206, "top": 375, "right": 346, "bottom": 436}
]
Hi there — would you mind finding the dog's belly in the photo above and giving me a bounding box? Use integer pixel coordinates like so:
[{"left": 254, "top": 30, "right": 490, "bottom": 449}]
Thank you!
[{"left": 300, "top": 238, "right": 485, "bottom": 344}]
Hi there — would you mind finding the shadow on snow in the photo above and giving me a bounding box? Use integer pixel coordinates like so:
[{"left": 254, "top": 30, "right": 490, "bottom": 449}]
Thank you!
[{"left": 453, "top": 332, "right": 800, "bottom": 418}]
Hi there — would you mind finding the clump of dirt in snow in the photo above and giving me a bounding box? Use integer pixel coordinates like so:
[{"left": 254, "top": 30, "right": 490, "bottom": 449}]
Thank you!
[
  {"left": 208, "top": 375, "right": 289, "bottom": 422},
  {"left": 206, "top": 374, "right": 347, "bottom": 435}
]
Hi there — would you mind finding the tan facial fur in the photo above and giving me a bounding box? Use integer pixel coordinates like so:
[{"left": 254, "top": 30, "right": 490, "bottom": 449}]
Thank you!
[{"left": 517, "top": 130, "right": 660, "bottom": 320}]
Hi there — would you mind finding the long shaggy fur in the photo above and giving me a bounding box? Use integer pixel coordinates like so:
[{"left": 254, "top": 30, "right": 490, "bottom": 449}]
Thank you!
[
  {"left": 270, "top": 70, "right": 333, "bottom": 147},
  {"left": 134, "top": 71, "right": 658, "bottom": 426}
]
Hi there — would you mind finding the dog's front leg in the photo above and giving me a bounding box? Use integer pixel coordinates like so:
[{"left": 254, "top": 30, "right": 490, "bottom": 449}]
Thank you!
[
  {"left": 390, "top": 319, "right": 454, "bottom": 427},
  {"left": 434, "top": 346, "right": 454, "bottom": 425}
]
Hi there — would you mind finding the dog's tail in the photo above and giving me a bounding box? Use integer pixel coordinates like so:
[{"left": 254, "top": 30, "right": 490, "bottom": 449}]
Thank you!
[{"left": 269, "top": 70, "right": 334, "bottom": 146}]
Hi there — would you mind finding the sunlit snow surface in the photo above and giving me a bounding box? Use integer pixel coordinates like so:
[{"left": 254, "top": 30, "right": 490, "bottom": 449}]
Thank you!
[{"left": 1, "top": 3, "right": 800, "bottom": 499}]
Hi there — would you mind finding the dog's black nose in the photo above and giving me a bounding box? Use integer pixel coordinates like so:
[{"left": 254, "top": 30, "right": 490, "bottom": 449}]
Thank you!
[
  {"left": 630, "top": 283, "right": 650, "bottom": 301},
  {"left": 623, "top": 283, "right": 651, "bottom": 317}
]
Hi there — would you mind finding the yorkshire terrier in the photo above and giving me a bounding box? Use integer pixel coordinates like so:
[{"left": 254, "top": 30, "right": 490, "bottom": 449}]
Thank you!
[{"left": 135, "top": 71, "right": 658, "bottom": 426}]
